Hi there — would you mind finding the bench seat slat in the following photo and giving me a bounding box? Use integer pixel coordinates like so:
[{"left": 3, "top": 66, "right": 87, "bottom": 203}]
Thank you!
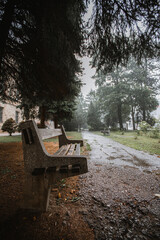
[
  {"left": 53, "top": 145, "right": 69, "bottom": 156},
  {"left": 74, "top": 144, "right": 80, "bottom": 155},
  {"left": 58, "top": 145, "right": 71, "bottom": 155},
  {"left": 39, "top": 128, "right": 62, "bottom": 140},
  {"left": 67, "top": 144, "right": 76, "bottom": 155},
  {"left": 63, "top": 144, "right": 71, "bottom": 155}
]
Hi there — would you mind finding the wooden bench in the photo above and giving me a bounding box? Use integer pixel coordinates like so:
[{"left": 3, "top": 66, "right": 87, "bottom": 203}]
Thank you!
[
  {"left": 101, "top": 129, "right": 110, "bottom": 136},
  {"left": 21, "top": 120, "right": 88, "bottom": 211}
]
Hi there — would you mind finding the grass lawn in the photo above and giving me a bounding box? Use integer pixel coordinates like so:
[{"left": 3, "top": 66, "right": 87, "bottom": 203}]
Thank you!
[
  {"left": 94, "top": 131, "right": 160, "bottom": 155},
  {"left": 0, "top": 131, "right": 82, "bottom": 143},
  {"left": 44, "top": 131, "right": 82, "bottom": 142},
  {"left": 0, "top": 135, "right": 21, "bottom": 143}
]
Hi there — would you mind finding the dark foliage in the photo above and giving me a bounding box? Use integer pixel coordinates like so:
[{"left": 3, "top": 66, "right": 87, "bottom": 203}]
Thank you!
[
  {"left": 1, "top": 117, "right": 17, "bottom": 135},
  {"left": 0, "top": 0, "right": 85, "bottom": 102},
  {"left": 88, "top": 0, "right": 160, "bottom": 73}
]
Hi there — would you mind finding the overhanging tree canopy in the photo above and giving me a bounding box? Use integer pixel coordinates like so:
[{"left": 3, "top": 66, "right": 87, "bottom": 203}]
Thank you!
[
  {"left": 0, "top": 0, "right": 160, "bottom": 124},
  {"left": 88, "top": 0, "right": 160, "bottom": 73},
  {"left": 0, "top": 0, "right": 85, "bottom": 101}
]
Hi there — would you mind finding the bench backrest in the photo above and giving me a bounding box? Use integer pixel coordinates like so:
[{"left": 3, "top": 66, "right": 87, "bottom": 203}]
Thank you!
[
  {"left": 21, "top": 120, "right": 83, "bottom": 172},
  {"left": 21, "top": 120, "right": 87, "bottom": 212},
  {"left": 21, "top": 120, "right": 62, "bottom": 141},
  {"left": 21, "top": 120, "right": 63, "bottom": 171},
  {"left": 38, "top": 128, "right": 62, "bottom": 140}
]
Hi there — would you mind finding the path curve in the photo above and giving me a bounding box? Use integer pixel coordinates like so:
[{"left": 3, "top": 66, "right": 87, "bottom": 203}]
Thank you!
[{"left": 82, "top": 131, "right": 160, "bottom": 172}]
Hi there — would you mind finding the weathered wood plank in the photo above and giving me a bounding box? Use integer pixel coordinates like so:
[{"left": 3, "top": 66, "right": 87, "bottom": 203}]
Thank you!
[
  {"left": 54, "top": 145, "right": 68, "bottom": 156},
  {"left": 74, "top": 144, "right": 80, "bottom": 155},
  {"left": 58, "top": 145, "right": 71, "bottom": 155},
  {"left": 67, "top": 144, "right": 75, "bottom": 155},
  {"left": 39, "top": 128, "right": 62, "bottom": 140}
]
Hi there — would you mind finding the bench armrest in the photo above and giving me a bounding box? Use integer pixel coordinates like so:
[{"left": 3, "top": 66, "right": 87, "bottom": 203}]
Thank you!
[{"left": 59, "top": 125, "right": 83, "bottom": 147}]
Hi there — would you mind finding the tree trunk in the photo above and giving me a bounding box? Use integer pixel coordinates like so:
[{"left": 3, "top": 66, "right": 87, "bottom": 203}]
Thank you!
[
  {"left": 24, "top": 107, "right": 30, "bottom": 120},
  {"left": 40, "top": 106, "right": 46, "bottom": 128},
  {"left": 142, "top": 109, "right": 146, "bottom": 121},
  {"left": 54, "top": 116, "right": 58, "bottom": 128},
  {"left": 0, "top": 0, "right": 15, "bottom": 68},
  {"left": 131, "top": 105, "right": 135, "bottom": 130},
  {"left": 117, "top": 103, "right": 123, "bottom": 130},
  {"left": 136, "top": 113, "right": 139, "bottom": 126}
]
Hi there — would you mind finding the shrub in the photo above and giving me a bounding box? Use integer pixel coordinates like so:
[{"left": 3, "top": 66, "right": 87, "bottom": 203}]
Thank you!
[
  {"left": 136, "top": 130, "right": 140, "bottom": 135},
  {"left": 136, "top": 130, "right": 143, "bottom": 136},
  {"left": 139, "top": 121, "right": 151, "bottom": 133},
  {"left": 150, "top": 129, "right": 159, "bottom": 139},
  {"left": 1, "top": 118, "right": 17, "bottom": 136},
  {"left": 148, "top": 128, "right": 160, "bottom": 139},
  {"left": 147, "top": 120, "right": 160, "bottom": 139}
]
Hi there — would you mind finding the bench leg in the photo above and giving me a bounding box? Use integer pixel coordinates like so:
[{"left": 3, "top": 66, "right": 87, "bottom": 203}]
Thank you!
[{"left": 22, "top": 173, "right": 50, "bottom": 212}]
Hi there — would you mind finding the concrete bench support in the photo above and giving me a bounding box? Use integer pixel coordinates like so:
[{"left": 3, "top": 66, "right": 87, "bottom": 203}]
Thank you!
[{"left": 21, "top": 120, "right": 88, "bottom": 211}]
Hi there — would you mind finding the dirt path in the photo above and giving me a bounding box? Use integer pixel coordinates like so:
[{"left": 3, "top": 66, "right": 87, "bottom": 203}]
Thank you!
[{"left": 78, "top": 131, "right": 160, "bottom": 239}]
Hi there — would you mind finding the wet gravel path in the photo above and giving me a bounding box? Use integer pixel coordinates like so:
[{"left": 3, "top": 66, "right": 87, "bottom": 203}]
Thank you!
[{"left": 79, "top": 132, "right": 160, "bottom": 240}]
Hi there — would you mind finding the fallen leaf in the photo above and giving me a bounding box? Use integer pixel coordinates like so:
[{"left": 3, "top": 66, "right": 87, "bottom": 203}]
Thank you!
[
  {"left": 71, "top": 197, "right": 80, "bottom": 202},
  {"left": 51, "top": 188, "right": 58, "bottom": 192},
  {"left": 70, "top": 189, "right": 75, "bottom": 194},
  {"left": 154, "top": 194, "right": 160, "bottom": 198},
  {"left": 58, "top": 192, "right": 62, "bottom": 198}
]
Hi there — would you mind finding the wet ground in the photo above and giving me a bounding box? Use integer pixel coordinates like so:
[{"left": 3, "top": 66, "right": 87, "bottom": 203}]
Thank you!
[
  {"left": 0, "top": 133, "right": 160, "bottom": 240},
  {"left": 79, "top": 131, "right": 160, "bottom": 240},
  {"left": 83, "top": 131, "right": 160, "bottom": 172}
]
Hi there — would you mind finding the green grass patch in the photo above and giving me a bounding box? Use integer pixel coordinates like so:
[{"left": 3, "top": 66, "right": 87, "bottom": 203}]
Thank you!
[
  {"left": 43, "top": 137, "right": 58, "bottom": 143},
  {"left": 93, "top": 131, "right": 160, "bottom": 155},
  {"left": 44, "top": 131, "right": 82, "bottom": 142},
  {"left": 85, "top": 142, "right": 91, "bottom": 151},
  {"left": 0, "top": 131, "right": 82, "bottom": 143},
  {"left": 0, "top": 135, "right": 21, "bottom": 143},
  {"left": 66, "top": 131, "right": 82, "bottom": 140}
]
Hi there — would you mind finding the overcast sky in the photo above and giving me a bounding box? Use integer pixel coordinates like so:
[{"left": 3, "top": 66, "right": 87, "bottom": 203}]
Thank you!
[
  {"left": 80, "top": 3, "right": 96, "bottom": 97},
  {"left": 80, "top": 56, "right": 96, "bottom": 96}
]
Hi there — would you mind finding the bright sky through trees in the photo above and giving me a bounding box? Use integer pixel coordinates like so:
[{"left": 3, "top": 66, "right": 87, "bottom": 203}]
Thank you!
[
  {"left": 81, "top": 3, "right": 96, "bottom": 96},
  {"left": 81, "top": 57, "right": 96, "bottom": 96}
]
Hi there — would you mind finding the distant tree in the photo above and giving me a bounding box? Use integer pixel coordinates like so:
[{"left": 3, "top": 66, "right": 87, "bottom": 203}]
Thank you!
[
  {"left": 1, "top": 118, "right": 17, "bottom": 136},
  {"left": 95, "top": 68, "right": 131, "bottom": 129},
  {"left": 74, "top": 94, "right": 88, "bottom": 130},
  {"left": 61, "top": 94, "right": 88, "bottom": 131},
  {"left": 87, "top": 101, "right": 103, "bottom": 130},
  {"left": 94, "top": 57, "right": 159, "bottom": 130},
  {"left": 121, "top": 58, "right": 159, "bottom": 127},
  {"left": 47, "top": 100, "right": 77, "bottom": 128}
]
